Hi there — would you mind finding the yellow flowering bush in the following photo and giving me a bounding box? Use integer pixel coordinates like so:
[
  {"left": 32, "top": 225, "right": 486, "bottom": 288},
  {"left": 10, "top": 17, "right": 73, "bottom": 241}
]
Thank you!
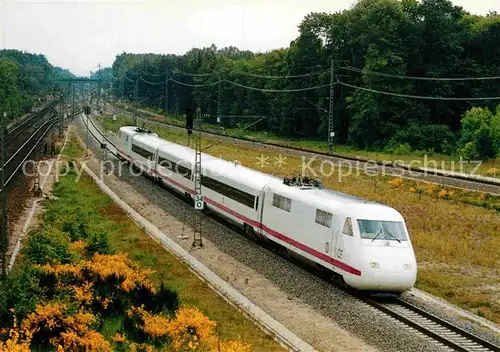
[
  {"left": 68, "top": 240, "right": 88, "bottom": 257},
  {"left": 0, "top": 320, "right": 31, "bottom": 352},
  {"left": 426, "top": 183, "right": 438, "bottom": 195},
  {"left": 11, "top": 302, "right": 112, "bottom": 351},
  {"left": 165, "top": 306, "right": 218, "bottom": 351},
  {"left": 128, "top": 305, "right": 170, "bottom": 338},
  {"left": 126, "top": 305, "right": 251, "bottom": 351},
  {"left": 387, "top": 177, "right": 404, "bottom": 187},
  {"left": 485, "top": 168, "right": 498, "bottom": 176},
  {"left": 35, "top": 253, "right": 157, "bottom": 312},
  {"left": 438, "top": 189, "right": 455, "bottom": 199},
  {"left": 216, "top": 340, "right": 253, "bottom": 352}
]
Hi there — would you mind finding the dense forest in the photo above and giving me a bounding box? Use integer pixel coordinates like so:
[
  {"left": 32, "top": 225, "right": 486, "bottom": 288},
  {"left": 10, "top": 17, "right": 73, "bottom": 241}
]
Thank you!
[
  {"left": 110, "top": 0, "right": 500, "bottom": 157},
  {"left": 0, "top": 49, "right": 74, "bottom": 121}
]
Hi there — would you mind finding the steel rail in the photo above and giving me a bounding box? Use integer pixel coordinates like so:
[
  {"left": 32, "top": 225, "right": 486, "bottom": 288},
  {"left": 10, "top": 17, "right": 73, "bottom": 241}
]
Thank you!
[
  {"left": 354, "top": 292, "right": 500, "bottom": 352},
  {"left": 6, "top": 101, "right": 58, "bottom": 144},
  {"left": 1, "top": 117, "right": 57, "bottom": 171},
  {"left": 3, "top": 119, "right": 58, "bottom": 189}
]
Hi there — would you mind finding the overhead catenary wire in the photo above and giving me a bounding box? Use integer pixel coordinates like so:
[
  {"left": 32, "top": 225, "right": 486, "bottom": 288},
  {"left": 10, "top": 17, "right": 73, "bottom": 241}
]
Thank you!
[
  {"left": 116, "top": 66, "right": 500, "bottom": 99},
  {"left": 338, "top": 81, "right": 500, "bottom": 100},
  {"left": 229, "top": 68, "right": 330, "bottom": 79},
  {"left": 172, "top": 68, "right": 215, "bottom": 77},
  {"left": 341, "top": 66, "right": 500, "bottom": 81},
  {"left": 224, "top": 80, "right": 332, "bottom": 93},
  {"left": 140, "top": 76, "right": 166, "bottom": 85},
  {"left": 168, "top": 77, "right": 222, "bottom": 88}
]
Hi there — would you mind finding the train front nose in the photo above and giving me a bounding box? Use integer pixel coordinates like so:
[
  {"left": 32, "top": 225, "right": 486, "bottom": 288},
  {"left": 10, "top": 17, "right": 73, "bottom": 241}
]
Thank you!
[{"left": 345, "top": 249, "right": 417, "bottom": 292}]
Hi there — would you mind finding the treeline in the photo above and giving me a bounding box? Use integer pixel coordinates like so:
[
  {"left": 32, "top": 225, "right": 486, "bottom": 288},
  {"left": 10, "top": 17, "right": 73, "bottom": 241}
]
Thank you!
[
  {"left": 110, "top": 0, "right": 500, "bottom": 155},
  {"left": 0, "top": 49, "right": 74, "bottom": 121}
]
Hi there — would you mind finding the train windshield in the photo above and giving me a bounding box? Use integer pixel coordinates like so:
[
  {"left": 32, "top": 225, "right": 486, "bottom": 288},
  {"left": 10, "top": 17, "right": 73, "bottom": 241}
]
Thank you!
[{"left": 357, "top": 220, "right": 408, "bottom": 242}]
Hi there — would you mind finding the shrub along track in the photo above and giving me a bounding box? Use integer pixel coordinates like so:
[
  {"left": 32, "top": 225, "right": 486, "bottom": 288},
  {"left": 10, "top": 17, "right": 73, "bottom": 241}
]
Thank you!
[
  {"left": 79, "top": 113, "right": 500, "bottom": 352},
  {"left": 110, "top": 105, "right": 500, "bottom": 195}
]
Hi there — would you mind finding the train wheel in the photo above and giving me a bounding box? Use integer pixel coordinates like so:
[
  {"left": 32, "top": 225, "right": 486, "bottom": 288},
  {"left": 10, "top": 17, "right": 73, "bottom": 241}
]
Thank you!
[
  {"left": 202, "top": 202, "right": 210, "bottom": 215},
  {"left": 243, "top": 224, "right": 256, "bottom": 241}
]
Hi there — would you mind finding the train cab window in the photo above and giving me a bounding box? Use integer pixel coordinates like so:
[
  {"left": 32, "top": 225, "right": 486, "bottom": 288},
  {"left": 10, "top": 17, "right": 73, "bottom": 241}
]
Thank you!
[
  {"left": 272, "top": 194, "right": 291, "bottom": 212},
  {"left": 315, "top": 209, "right": 332, "bottom": 228},
  {"left": 126, "top": 135, "right": 129, "bottom": 142},
  {"left": 343, "top": 217, "right": 353, "bottom": 236},
  {"left": 255, "top": 196, "right": 259, "bottom": 210}
]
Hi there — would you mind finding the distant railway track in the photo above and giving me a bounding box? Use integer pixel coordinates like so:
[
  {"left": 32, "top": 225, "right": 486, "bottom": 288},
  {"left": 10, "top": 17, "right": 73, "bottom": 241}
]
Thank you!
[
  {"left": 119, "top": 109, "right": 500, "bottom": 195},
  {"left": 5, "top": 101, "right": 58, "bottom": 145},
  {"left": 81, "top": 114, "right": 500, "bottom": 352},
  {"left": 2, "top": 115, "right": 58, "bottom": 188}
]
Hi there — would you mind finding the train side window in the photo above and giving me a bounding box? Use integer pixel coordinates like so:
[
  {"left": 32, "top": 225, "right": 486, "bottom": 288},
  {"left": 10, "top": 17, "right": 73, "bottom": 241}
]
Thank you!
[
  {"left": 315, "top": 209, "right": 332, "bottom": 228},
  {"left": 132, "top": 143, "right": 154, "bottom": 160},
  {"left": 343, "top": 217, "right": 353, "bottom": 236},
  {"left": 255, "top": 196, "right": 259, "bottom": 210},
  {"left": 158, "top": 156, "right": 192, "bottom": 179},
  {"left": 272, "top": 194, "right": 291, "bottom": 212},
  {"left": 201, "top": 175, "right": 255, "bottom": 208},
  {"left": 126, "top": 136, "right": 129, "bottom": 142}
]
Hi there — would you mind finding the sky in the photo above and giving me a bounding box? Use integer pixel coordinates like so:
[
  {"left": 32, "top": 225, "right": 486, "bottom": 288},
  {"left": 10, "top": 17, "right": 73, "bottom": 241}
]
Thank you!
[{"left": 1, "top": 0, "right": 499, "bottom": 77}]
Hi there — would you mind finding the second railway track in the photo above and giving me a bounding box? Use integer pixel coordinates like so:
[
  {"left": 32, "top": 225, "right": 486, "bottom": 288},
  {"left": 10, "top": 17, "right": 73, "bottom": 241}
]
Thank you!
[{"left": 359, "top": 294, "right": 500, "bottom": 352}]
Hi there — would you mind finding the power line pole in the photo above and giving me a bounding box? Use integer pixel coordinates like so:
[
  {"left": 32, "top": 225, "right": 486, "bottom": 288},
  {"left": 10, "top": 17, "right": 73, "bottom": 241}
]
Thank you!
[
  {"left": 217, "top": 76, "right": 222, "bottom": 125},
  {"left": 192, "top": 107, "right": 203, "bottom": 248},
  {"left": 59, "top": 95, "right": 63, "bottom": 137},
  {"left": 72, "top": 84, "right": 75, "bottom": 120},
  {"left": 134, "top": 77, "right": 138, "bottom": 125},
  {"left": 1, "top": 112, "right": 6, "bottom": 278},
  {"left": 97, "top": 63, "right": 101, "bottom": 112},
  {"left": 328, "top": 59, "right": 335, "bottom": 154}
]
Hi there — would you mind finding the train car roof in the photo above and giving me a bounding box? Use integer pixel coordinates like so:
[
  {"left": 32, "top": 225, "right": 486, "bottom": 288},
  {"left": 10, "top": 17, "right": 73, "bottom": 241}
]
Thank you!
[
  {"left": 132, "top": 132, "right": 167, "bottom": 149},
  {"left": 268, "top": 183, "right": 403, "bottom": 220},
  {"left": 157, "top": 142, "right": 218, "bottom": 164},
  {"left": 202, "top": 158, "right": 283, "bottom": 190}
]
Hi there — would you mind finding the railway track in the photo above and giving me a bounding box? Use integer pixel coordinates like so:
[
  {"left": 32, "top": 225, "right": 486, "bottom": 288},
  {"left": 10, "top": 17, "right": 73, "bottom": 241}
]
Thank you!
[
  {"left": 359, "top": 294, "right": 500, "bottom": 352},
  {"left": 1, "top": 115, "right": 58, "bottom": 188},
  {"left": 109, "top": 106, "right": 500, "bottom": 195},
  {"left": 0, "top": 107, "right": 61, "bottom": 269},
  {"left": 82, "top": 114, "right": 500, "bottom": 352},
  {"left": 5, "top": 101, "right": 58, "bottom": 145}
]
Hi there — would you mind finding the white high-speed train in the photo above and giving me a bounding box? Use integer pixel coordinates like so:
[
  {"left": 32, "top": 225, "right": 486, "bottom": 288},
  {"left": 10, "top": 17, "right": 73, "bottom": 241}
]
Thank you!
[{"left": 116, "top": 126, "right": 417, "bottom": 292}]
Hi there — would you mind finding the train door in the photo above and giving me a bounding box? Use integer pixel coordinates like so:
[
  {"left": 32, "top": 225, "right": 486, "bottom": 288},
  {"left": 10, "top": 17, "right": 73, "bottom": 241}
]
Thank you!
[
  {"left": 334, "top": 217, "right": 352, "bottom": 262},
  {"left": 330, "top": 215, "right": 342, "bottom": 260},
  {"left": 125, "top": 134, "right": 132, "bottom": 154},
  {"left": 257, "top": 184, "right": 269, "bottom": 236}
]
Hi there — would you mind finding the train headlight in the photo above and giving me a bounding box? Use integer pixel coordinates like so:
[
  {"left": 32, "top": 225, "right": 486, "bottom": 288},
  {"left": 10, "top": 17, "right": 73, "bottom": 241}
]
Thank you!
[
  {"left": 404, "top": 264, "right": 411, "bottom": 271},
  {"left": 369, "top": 261, "right": 379, "bottom": 269}
]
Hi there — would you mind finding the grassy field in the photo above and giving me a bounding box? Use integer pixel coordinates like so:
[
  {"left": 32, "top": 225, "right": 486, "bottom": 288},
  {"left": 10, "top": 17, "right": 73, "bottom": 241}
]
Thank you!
[
  {"left": 5, "top": 130, "right": 284, "bottom": 351},
  {"left": 99, "top": 113, "right": 500, "bottom": 324},
  {"left": 115, "top": 102, "right": 500, "bottom": 178}
]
